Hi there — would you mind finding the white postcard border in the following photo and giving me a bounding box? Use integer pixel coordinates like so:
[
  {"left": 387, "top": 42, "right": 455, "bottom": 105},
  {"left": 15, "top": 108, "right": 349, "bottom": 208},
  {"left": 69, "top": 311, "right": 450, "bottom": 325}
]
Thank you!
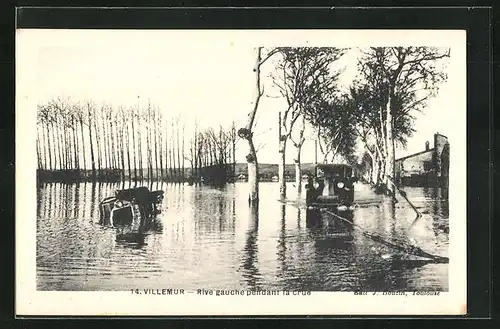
[{"left": 16, "top": 29, "right": 467, "bottom": 316}]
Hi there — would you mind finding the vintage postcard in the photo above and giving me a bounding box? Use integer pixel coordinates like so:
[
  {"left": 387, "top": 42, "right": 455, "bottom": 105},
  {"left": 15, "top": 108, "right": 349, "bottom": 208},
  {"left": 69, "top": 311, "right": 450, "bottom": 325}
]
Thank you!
[{"left": 16, "top": 29, "right": 466, "bottom": 316}]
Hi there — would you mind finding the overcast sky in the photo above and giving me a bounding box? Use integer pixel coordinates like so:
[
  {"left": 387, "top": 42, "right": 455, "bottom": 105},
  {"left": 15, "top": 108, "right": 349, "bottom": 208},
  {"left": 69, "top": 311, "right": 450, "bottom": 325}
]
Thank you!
[{"left": 23, "top": 29, "right": 464, "bottom": 165}]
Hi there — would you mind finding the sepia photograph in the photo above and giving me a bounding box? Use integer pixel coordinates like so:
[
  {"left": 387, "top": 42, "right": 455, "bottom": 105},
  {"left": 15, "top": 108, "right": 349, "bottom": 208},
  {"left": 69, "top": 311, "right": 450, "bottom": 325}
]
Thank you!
[{"left": 16, "top": 29, "right": 466, "bottom": 315}]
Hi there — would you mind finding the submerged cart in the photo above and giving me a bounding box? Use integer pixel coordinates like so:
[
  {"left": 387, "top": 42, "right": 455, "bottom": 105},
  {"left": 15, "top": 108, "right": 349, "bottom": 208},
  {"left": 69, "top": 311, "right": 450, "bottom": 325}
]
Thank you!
[{"left": 99, "top": 187, "right": 164, "bottom": 227}]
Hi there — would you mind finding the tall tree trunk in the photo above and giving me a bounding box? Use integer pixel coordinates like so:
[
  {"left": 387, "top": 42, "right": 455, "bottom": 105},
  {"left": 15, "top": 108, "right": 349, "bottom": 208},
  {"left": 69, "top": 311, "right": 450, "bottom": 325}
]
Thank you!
[
  {"left": 239, "top": 47, "right": 264, "bottom": 203},
  {"left": 108, "top": 114, "right": 115, "bottom": 171},
  {"left": 68, "top": 126, "right": 73, "bottom": 170},
  {"left": 105, "top": 114, "right": 111, "bottom": 171},
  {"left": 92, "top": 108, "right": 101, "bottom": 174},
  {"left": 101, "top": 110, "right": 108, "bottom": 173},
  {"left": 64, "top": 125, "right": 69, "bottom": 169},
  {"left": 63, "top": 126, "right": 69, "bottom": 170},
  {"left": 194, "top": 130, "right": 199, "bottom": 181},
  {"left": 293, "top": 116, "right": 306, "bottom": 194},
  {"left": 364, "top": 146, "right": 376, "bottom": 184},
  {"left": 112, "top": 115, "right": 117, "bottom": 170},
  {"left": 165, "top": 120, "right": 169, "bottom": 181},
  {"left": 378, "top": 105, "right": 387, "bottom": 183},
  {"left": 115, "top": 116, "right": 121, "bottom": 172},
  {"left": 45, "top": 123, "right": 52, "bottom": 170},
  {"left": 278, "top": 112, "right": 287, "bottom": 199},
  {"left": 247, "top": 139, "right": 259, "bottom": 202},
  {"left": 158, "top": 121, "right": 164, "bottom": 180},
  {"left": 73, "top": 126, "right": 78, "bottom": 170},
  {"left": 181, "top": 124, "right": 185, "bottom": 182},
  {"left": 232, "top": 123, "right": 236, "bottom": 180},
  {"left": 72, "top": 117, "right": 79, "bottom": 171},
  {"left": 138, "top": 115, "right": 143, "bottom": 180},
  {"left": 131, "top": 112, "right": 138, "bottom": 180},
  {"left": 80, "top": 118, "right": 87, "bottom": 171},
  {"left": 154, "top": 111, "right": 160, "bottom": 180},
  {"left": 36, "top": 131, "right": 42, "bottom": 170},
  {"left": 149, "top": 112, "right": 154, "bottom": 179},
  {"left": 50, "top": 122, "right": 59, "bottom": 170},
  {"left": 59, "top": 120, "right": 65, "bottom": 170},
  {"left": 385, "top": 92, "right": 395, "bottom": 196},
  {"left": 150, "top": 111, "right": 154, "bottom": 179},
  {"left": 208, "top": 140, "right": 213, "bottom": 166},
  {"left": 294, "top": 150, "right": 302, "bottom": 194},
  {"left": 50, "top": 121, "right": 56, "bottom": 170},
  {"left": 75, "top": 127, "right": 80, "bottom": 170},
  {"left": 169, "top": 148, "right": 174, "bottom": 182},
  {"left": 109, "top": 113, "right": 116, "bottom": 170},
  {"left": 66, "top": 125, "right": 71, "bottom": 170},
  {"left": 373, "top": 140, "right": 384, "bottom": 186},
  {"left": 146, "top": 111, "right": 152, "bottom": 180},
  {"left": 119, "top": 119, "right": 126, "bottom": 180},
  {"left": 59, "top": 123, "right": 64, "bottom": 170},
  {"left": 57, "top": 121, "right": 64, "bottom": 170},
  {"left": 125, "top": 117, "right": 132, "bottom": 180},
  {"left": 40, "top": 123, "right": 48, "bottom": 170},
  {"left": 171, "top": 120, "right": 177, "bottom": 181},
  {"left": 189, "top": 141, "right": 194, "bottom": 180},
  {"left": 115, "top": 118, "right": 121, "bottom": 177},
  {"left": 197, "top": 146, "right": 203, "bottom": 182},
  {"left": 176, "top": 120, "right": 181, "bottom": 182}
]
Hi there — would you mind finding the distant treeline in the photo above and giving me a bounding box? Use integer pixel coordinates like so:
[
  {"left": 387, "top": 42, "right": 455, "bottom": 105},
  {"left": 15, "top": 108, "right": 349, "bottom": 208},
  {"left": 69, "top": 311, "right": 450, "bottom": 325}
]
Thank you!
[
  {"left": 233, "top": 163, "right": 316, "bottom": 180},
  {"left": 37, "top": 97, "right": 237, "bottom": 183},
  {"left": 36, "top": 162, "right": 318, "bottom": 183}
]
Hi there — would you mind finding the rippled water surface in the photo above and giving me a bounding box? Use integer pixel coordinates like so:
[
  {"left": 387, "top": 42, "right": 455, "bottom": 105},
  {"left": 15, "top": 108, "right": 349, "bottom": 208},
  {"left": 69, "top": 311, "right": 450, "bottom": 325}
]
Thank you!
[{"left": 36, "top": 181, "right": 449, "bottom": 291}]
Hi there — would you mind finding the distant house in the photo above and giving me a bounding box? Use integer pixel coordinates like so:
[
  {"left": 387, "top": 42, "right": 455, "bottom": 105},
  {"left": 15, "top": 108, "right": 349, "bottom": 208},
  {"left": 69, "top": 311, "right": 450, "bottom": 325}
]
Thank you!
[{"left": 395, "top": 133, "right": 450, "bottom": 187}]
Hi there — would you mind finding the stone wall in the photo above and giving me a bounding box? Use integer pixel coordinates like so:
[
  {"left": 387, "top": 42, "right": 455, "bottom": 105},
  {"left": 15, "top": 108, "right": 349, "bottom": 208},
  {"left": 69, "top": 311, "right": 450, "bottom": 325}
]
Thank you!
[
  {"left": 433, "top": 133, "right": 449, "bottom": 178},
  {"left": 394, "top": 133, "right": 449, "bottom": 187},
  {"left": 396, "top": 150, "right": 434, "bottom": 177}
]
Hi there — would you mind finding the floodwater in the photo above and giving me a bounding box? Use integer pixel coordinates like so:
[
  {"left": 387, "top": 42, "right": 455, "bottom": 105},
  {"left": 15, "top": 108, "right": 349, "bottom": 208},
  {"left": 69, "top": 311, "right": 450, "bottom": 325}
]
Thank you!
[{"left": 36, "top": 181, "right": 449, "bottom": 291}]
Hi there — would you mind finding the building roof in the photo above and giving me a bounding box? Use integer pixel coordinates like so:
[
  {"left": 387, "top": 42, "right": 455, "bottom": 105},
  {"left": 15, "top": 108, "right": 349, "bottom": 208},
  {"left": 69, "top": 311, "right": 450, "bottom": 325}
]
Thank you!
[
  {"left": 395, "top": 148, "right": 434, "bottom": 162},
  {"left": 435, "top": 132, "right": 448, "bottom": 139}
]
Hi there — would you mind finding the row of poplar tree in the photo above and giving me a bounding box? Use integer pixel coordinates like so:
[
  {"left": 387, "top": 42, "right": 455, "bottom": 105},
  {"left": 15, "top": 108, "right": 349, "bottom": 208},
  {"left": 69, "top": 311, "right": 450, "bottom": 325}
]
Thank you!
[{"left": 36, "top": 97, "right": 237, "bottom": 182}]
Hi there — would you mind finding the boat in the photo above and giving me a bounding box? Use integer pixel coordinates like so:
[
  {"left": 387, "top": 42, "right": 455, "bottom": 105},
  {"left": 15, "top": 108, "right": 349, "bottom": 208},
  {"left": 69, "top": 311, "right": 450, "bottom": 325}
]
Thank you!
[{"left": 99, "top": 186, "right": 164, "bottom": 227}]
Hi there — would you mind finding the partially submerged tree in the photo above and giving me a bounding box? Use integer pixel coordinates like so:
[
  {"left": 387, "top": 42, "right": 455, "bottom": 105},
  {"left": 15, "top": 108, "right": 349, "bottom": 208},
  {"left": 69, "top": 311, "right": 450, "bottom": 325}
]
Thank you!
[
  {"left": 290, "top": 115, "right": 307, "bottom": 193},
  {"left": 271, "top": 47, "right": 345, "bottom": 197},
  {"left": 238, "top": 47, "right": 279, "bottom": 203},
  {"left": 354, "top": 46, "right": 450, "bottom": 193}
]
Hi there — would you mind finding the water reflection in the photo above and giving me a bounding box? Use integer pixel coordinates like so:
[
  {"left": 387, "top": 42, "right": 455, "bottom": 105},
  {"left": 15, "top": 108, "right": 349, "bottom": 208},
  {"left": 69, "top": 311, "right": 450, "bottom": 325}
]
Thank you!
[
  {"left": 277, "top": 204, "right": 286, "bottom": 271},
  {"left": 114, "top": 212, "right": 163, "bottom": 249},
  {"left": 36, "top": 182, "right": 449, "bottom": 291},
  {"left": 240, "top": 202, "right": 261, "bottom": 290}
]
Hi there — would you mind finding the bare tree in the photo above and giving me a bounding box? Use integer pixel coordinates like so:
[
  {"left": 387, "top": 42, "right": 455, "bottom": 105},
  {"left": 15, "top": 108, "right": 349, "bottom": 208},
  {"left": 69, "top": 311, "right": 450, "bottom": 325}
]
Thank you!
[
  {"left": 290, "top": 116, "right": 307, "bottom": 193},
  {"left": 238, "top": 47, "right": 279, "bottom": 203},
  {"left": 154, "top": 107, "right": 160, "bottom": 180},
  {"left": 176, "top": 118, "right": 182, "bottom": 182},
  {"left": 157, "top": 108, "right": 164, "bottom": 180},
  {"left": 356, "top": 46, "right": 450, "bottom": 194},
  {"left": 271, "top": 47, "right": 345, "bottom": 197},
  {"left": 181, "top": 123, "right": 185, "bottom": 181}
]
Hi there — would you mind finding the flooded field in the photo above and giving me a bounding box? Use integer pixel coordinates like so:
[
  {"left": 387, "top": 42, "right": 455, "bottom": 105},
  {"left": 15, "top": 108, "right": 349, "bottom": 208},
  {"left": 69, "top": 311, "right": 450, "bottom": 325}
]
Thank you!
[{"left": 36, "top": 181, "right": 449, "bottom": 291}]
